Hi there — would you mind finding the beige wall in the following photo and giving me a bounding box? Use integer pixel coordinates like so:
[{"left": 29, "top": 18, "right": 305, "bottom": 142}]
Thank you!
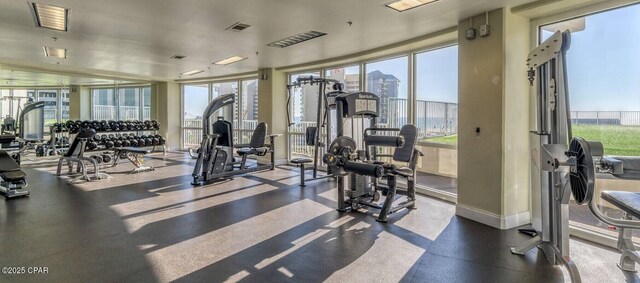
[
  {"left": 456, "top": 8, "right": 531, "bottom": 229},
  {"left": 502, "top": 11, "right": 531, "bottom": 218},
  {"left": 457, "top": 9, "right": 505, "bottom": 217},
  {"left": 152, "top": 82, "right": 181, "bottom": 150},
  {"left": 257, "top": 68, "right": 288, "bottom": 164},
  {"left": 68, "top": 85, "right": 90, "bottom": 121}
]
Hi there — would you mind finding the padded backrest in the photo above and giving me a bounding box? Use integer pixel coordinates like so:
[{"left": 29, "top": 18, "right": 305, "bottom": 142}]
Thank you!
[
  {"left": 305, "top": 127, "right": 317, "bottom": 146},
  {"left": 66, "top": 128, "right": 96, "bottom": 157},
  {"left": 0, "top": 150, "right": 20, "bottom": 172},
  {"left": 250, "top": 122, "right": 268, "bottom": 148},
  {"left": 212, "top": 119, "right": 233, "bottom": 147},
  {"left": 393, "top": 124, "right": 418, "bottom": 163}
]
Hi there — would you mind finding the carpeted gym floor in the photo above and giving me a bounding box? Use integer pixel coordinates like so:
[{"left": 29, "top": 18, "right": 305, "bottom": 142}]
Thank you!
[{"left": 0, "top": 152, "right": 632, "bottom": 282}]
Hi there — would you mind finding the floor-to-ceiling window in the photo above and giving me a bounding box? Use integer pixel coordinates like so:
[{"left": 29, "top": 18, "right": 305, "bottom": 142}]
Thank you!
[
  {"left": 92, "top": 88, "right": 116, "bottom": 121},
  {"left": 365, "top": 57, "right": 409, "bottom": 130},
  {"left": 540, "top": 3, "right": 640, "bottom": 240},
  {"left": 288, "top": 72, "right": 321, "bottom": 159},
  {"left": 61, "top": 88, "right": 70, "bottom": 122},
  {"left": 36, "top": 89, "right": 58, "bottom": 127},
  {"left": 414, "top": 45, "right": 459, "bottom": 195},
  {"left": 181, "top": 79, "right": 256, "bottom": 149},
  {"left": 239, "top": 79, "right": 259, "bottom": 144},
  {"left": 182, "top": 84, "right": 209, "bottom": 149},
  {"left": 117, "top": 87, "right": 141, "bottom": 121},
  {"left": 142, "top": 86, "right": 151, "bottom": 120},
  {"left": 91, "top": 86, "right": 151, "bottom": 121}
]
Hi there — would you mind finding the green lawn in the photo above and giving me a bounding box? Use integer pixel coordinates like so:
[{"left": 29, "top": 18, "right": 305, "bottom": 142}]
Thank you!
[
  {"left": 424, "top": 134, "right": 458, "bottom": 145},
  {"left": 573, "top": 124, "right": 640, "bottom": 156},
  {"left": 420, "top": 125, "right": 640, "bottom": 156}
]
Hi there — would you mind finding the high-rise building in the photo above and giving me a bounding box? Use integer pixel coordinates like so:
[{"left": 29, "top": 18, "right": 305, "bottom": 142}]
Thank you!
[{"left": 366, "top": 70, "right": 400, "bottom": 124}]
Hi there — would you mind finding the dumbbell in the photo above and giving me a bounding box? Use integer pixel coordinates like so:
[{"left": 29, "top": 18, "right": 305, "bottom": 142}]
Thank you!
[
  {"left": 101, "top": 154, "right": 112, "bottom": 163},
  {"left": 144, "top": 120, "right": 151, "bottom": 130},
  {"left": 129, "top": 139, "right": 138, "bottom": 147},
  {"left": 145, "top": 138, "right": 152, "bottom": 146},
  {"left": 151, "top": 138, "right": 159, "bottom": 145},
  {"left": 158, "top": 136, "right": 166, "bottom": 145},
  {"left": 86, "top": 141, "right": 98, "bottom": 150},
  {"left": 151, "top": 120, "right": 160, "bottom": 130},
  {"left": 114, "top": 140, "right": 123, "bottom": 147},
  {"left": 90, "top": 155, "right": 103, "bottom": 164},
  {"left": 137, "top": 138, "right": 146, "bottom": 147},
  {"left": 105, "top": 140, "right": 115, "bottom": 149},
  {"left": 122, "top": 140, "right": 131, "bottom": 147}
]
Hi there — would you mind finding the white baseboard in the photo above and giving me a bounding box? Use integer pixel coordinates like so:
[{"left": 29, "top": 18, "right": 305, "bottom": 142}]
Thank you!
[{"left": 456, "top": 204, "right": 530, "bottom": 230}]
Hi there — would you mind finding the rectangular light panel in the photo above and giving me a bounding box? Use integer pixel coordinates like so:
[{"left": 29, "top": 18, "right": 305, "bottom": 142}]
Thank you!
[
  {"left": 181, "top": 69, "right": 204, "bottom": 76},
  {"left": 385, "top": 0, "right": 438, "bottom": 12},
  {"left": 42, "top": 46, "right": 67, "bottom": 58},
  {"left": 267, "top": 31, "right": 327, "bottom": 48},
  {"left": 32, "top": 3, "right": 69, "bottom": 31},
  {"left": 213, "top": 56, "right": 247, "bottom": 65}
]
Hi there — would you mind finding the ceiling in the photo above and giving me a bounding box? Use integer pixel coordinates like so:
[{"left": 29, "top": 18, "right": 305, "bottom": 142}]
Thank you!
[
  {"left": 0, "top": 0, "right": 538, "bottom": 83},
  {"left": 0, "top": 68, "right": 137, "bottom": 87}
]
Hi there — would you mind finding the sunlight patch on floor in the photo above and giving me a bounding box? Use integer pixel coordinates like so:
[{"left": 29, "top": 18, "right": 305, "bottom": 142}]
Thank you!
[
  {"left": 323, "top": 231, "right": 426, "bottom": 283},
  {"left": 146, "top": 199, "right": 332, "bottom": 282}
]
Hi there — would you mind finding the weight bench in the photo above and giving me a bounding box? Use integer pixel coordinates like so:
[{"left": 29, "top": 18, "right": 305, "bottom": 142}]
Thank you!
[
  {"left": 112, "top": 147, "right": 154, "bottom": 174},
  {"left": 0, "top": 150, "right": 28, "bottom": 198},
  {"left": 291, "top": 158, "right": 313, "bottom": 187},
  {"left": 600, "top": 191, "right": 640, "bottom": 272},
  {"left": 56, "top": 128, "right": 109, "bottom": 183}
]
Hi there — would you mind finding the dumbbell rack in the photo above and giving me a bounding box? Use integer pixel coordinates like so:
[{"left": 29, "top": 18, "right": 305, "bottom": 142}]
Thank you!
[
  {"left": 94, "top": 128, "right": 167, "bottom": 154},
  {"left": 47, "top": 126, "right": 71, "bottom": 157},
  {"left": 60, "top": 120, "right": 167, "bottom": 155}
]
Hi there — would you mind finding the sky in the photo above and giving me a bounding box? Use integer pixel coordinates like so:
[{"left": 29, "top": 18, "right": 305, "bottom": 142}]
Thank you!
[{"left": 542, "top": 4, "right": 640, "bottom": 111}]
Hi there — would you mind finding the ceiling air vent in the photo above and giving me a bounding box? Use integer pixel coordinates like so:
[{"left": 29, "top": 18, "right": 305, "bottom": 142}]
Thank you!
[
  {"left": 30, "top": 2, "right": 70, "bottom": 31},
  {"left": 226, "top": 22, "right": 251, "bottom": 32},
  {"left": 170, "top": 55, "right": 186, "bottom": 59},
  {"left": 267, "top": 31, "right": 327, "bottom": 48}
]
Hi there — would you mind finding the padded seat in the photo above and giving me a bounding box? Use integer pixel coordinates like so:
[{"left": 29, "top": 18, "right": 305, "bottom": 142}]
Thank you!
[
  {"left": 602, "top": 191, "right": 640, "bottom": 220},
  {"left": 114, "top": 147, "right": 151, "bottom": 154},
  {"left": 291, "top": 158, "right": 312, "bottom": 164},
  {"left": 0, "top": 150, "right": 20, "bottom": 172},
  {"left": 394, "top": 167, "right": 414, "bottom": 178},
  {"left": 1, "top": 170, "right": 26, "bottom": 182},
  {"left": 237, "top": 147, "right": 268, "bottom": 155}
]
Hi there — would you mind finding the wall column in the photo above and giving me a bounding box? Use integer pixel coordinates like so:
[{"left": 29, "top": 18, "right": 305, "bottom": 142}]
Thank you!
[
  {"left": 152, "top": 82, "right": 181, "bottom": 150},
  {"left": 456, "top": 8, "right": 531, "bottom": 229},
  {"left": 257, "top": 68, "right": 288, "bottom": 164},
  {"left": 68, "top": 85, "right": 90, "bottom": 121}
]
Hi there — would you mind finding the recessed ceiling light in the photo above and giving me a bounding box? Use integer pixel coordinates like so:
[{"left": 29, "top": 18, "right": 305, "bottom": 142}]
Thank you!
[
  {"left": 30, "top": 2, "right": 70, "bottom": 31},
  {"left": 43, "top": 46, "right": 67, "bottom": 58},
  {"left": 213, "top": 56, "right": 247, "bottom": 65},
  {"left": 181, "top": 69, "right": 204, "bottom": 76},
  {"left": 267, "top": 31, "right": 327, "bottom": 48},
  {"left": 385, "top": 0, "right": 438, "bottom": 12}
]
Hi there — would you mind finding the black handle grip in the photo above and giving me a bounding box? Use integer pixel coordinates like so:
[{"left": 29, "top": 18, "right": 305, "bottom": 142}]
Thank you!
[
  {"left": 344, "top": 161, "right": 384, "bottom": 178},
  {"left": 364, "top": 136, "right": 405, "bottom": 148}
]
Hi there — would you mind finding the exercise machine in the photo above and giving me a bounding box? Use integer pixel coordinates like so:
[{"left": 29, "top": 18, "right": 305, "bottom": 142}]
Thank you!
[
  {"left": 509, "top": 30, "right": 583, "bottom": 282},
  {"left": 287, "top": 76, "right": 344, "bottom": 186},
  {"left": 0, "top": 149, "right": 28, "bottom": 198},
  {"left": 326, "top": 92, "right": 421, "bottom": 222},
  {"left": 191, "top": 93, "right": 280, "bottom": 185}
]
